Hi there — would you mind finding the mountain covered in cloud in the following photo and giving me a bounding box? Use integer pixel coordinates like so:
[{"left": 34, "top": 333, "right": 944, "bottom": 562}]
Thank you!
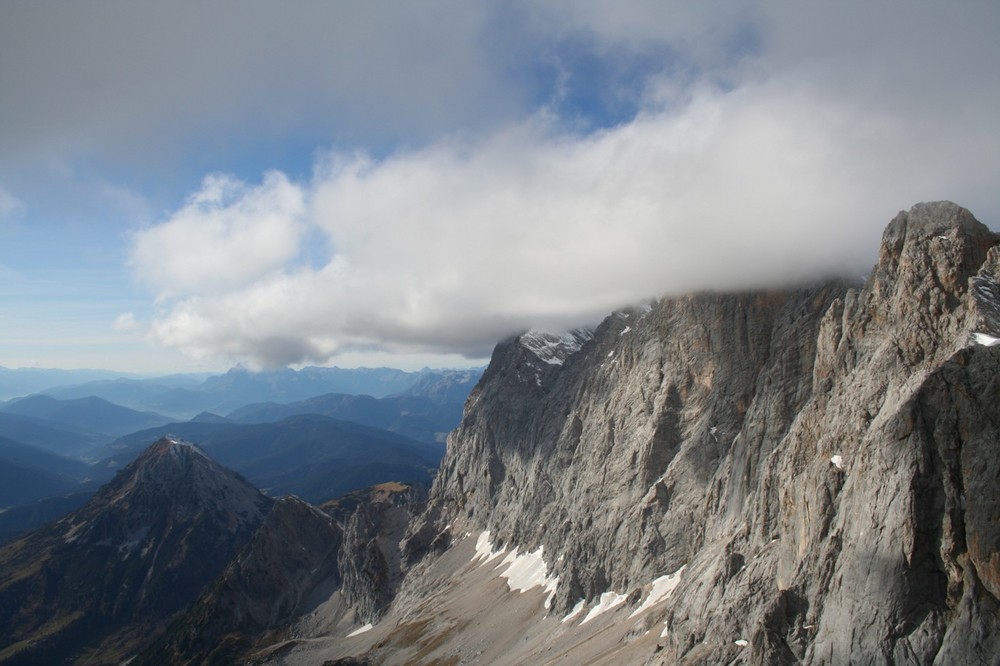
[{"left": 266, "top": 202, "right": 1000, "bottom": 664}]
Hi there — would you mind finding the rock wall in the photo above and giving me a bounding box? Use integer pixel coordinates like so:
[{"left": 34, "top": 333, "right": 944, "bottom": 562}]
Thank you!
[{"left": 406, "top": 201, "right": 1000, "bottom": 664}]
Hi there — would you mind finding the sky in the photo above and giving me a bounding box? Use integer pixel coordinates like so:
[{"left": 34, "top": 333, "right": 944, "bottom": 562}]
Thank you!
[{"left": 1, "top": 1, "right": 999, "bottom": 373}]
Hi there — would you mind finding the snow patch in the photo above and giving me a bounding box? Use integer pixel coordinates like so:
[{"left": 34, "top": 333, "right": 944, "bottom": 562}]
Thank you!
[
  {"left": 520, "top": 330, "right": 592, "bottom": 366},
  {"left": 830, "top": 454, "right": 844, "bottom": 470},
  {"left": 347, "top": 623, "right": 373, "bottom": 637},
  {"left": 619, "top": 326, "right": 631, "bottom": 336},
  {"left": 735, "top": 639, "right": 749, "bottom": 647},
  {"left": 473, "top": 531, "right": 559, "bottom": 608},
  {"left": 561, "top": 599, "right": 587, "bottom": 623},
  {"left": 973, "top": 332, "right": 1000, "bottom": 347},
  {"left": 580, "top": 591, "right": 628, "bottom": 624},
  {"left": 498, "top": 546, "right": 559, "bottom": 608},
  {"left": 629, "top": 565, "right": 686, "bottom": 618},
  {"left": 473, "top": 530, "right": 503, "bottom": 564}
]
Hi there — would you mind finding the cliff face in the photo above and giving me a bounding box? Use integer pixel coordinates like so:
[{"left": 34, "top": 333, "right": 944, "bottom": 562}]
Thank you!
[{"left": 402, "top": 201, "right": 1000, "bottom": 664}]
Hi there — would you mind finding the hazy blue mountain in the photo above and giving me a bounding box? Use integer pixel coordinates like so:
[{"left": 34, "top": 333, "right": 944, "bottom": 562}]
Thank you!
[
  {"left": 224, "top": 367, "right": 486, "bottom": 444},
  {"left": 0, "top": 435, "right": 93, "bottom": 509},
  {"left": 0, "top": 367, "right": 132, "bottom": 401},
  {"left": 0, "top": 412, "right": 106, "bottom": 457},
  {"left": 0, "top": 490, "right": 94, "bottom": 544},
  {"left": 99, "top": 414, "right": 443, "bottom": 504},
  {"left": 0, "top": 434, "right": 92, "bottom": 481},
  {"left": 392, "top": 367, "right": 483, "bottom": 404},
  {"left": 40, "top": 374, "right": 207, "bottom": 410},
  {"left": 36, "top": 365, "right": 478, "bottom": 420},
  {"left": 227, "top": 392, "right": 463, "bottom": 444},
  {"left": 0, "top": 395, "right": 173, "bottom": 437}
]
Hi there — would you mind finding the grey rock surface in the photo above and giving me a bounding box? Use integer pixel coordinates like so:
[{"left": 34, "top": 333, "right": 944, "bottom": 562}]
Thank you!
[{"left": 395, "top": 201, "right": 1000, "bottom": 664}]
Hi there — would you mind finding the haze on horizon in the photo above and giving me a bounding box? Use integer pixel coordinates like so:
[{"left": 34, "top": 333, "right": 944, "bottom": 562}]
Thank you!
[{"left": 1, "top": 1, "right": 998, "bottom": 373}]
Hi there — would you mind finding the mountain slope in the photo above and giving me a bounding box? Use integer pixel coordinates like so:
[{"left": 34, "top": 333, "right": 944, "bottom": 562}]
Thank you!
[
  {"left": 102, "top": 415, "right": 443, "bottom": 504},
  {"left": 277, "top": 201, "right": 1000, "bottom": 665},
  {"left": 0, "top": 395, "right": 172, "bottom": 436},
  {"left": 0, "top": 412, "right": 106, "bottom": 457},
  {"left": 227, "top": 388, "right": 474, "bottom": 444},
  {"left": 0, "top": 437, "right": 273, "bottom": 665}
]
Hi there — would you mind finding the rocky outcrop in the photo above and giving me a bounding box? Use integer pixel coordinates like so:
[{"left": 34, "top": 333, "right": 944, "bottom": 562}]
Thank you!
[
  {"left": 338, "top": 483, "right": 429, "bottom": 623},
  {"left": 397, "top": 201, "right": 1000, "bottom": 664}
]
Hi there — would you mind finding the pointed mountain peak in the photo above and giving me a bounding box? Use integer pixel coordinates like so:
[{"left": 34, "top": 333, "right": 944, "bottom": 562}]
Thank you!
[{"left": 144, "top": 434, "right": 209, "bottom": 459}]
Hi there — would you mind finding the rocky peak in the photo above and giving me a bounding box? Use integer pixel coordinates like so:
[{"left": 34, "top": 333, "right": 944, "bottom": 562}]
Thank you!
[
  {"left": 0, "top": 437, "right": 273, "bottom": 664},
  {"left": 387, "top": 201, "right": 1000, "bottom": 664},
  {"left": 869, "top": 201, "right": 998, "bottom": 348},
  {"left": 82, "top": 436, "right": 271, "bottom": 541}
]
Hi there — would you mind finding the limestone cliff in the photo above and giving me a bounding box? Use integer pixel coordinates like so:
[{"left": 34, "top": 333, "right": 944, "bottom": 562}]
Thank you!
[{"left": 398, "top": 201, "right": 1000, "bottom": 664}]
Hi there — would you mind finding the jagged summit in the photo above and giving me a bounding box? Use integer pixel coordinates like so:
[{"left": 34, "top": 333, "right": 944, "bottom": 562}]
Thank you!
[
  {"left": 348, "top": 201, "right": 1000, "bottom": 665},
  {"left": 90, "top": 436, "right": 270, "bottom": 534}
]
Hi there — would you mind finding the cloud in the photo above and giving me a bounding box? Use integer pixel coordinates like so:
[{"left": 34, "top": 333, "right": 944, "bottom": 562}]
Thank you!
[
  {"left": 0, "top": 186, "right": 24, "bottom": 220},
  {"left": 0, "top": 1, "right": 517, "bottom": 167},
  {"left": 129, "top": 171, "right": 306, "bottom": 298},
  {"left": 134, "top": 77, "right": 1000, "bottom": 368},
  {"left": 105, "top": 1, "right": 1000, "bottom": 369},
  {"left": 113, "top": 312, "right": 139, "bottom": 332}
]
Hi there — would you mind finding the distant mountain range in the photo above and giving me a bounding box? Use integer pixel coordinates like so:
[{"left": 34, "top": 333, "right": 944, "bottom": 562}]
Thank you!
[
  {"left": 33, "top": 365, "right": 484, "bottom": 419},
  {"left": 100, "top": 414, "right": 443, "bottom": 504},
  {"left": 0, "top": 395, "right": 173, "bottom": 438},
  {"left": 0, "top": 364, "right": 482, "bottom": 541}
]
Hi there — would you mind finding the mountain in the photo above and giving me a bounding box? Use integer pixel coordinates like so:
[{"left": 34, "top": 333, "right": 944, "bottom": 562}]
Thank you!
[
  {"left": 227, "top": 392, "right": 467, "bottom": 444},
  {"left": 138, "top": 495, "right": 344, "bottom": 665},
  {"left": 0, "top": 367, "right": 131, "bottom": 402},
  {"left": 0, "top": 412, "right": 106, "bottom": 457},
  {"left": 39, "top": 366, "right": 480, "bottom": 420},
  {"left": 0, "top": 395, "right": 173, "bottom": 437},
  {"left": 38, "top": 374, "right": 208, "bottom": 408},
  {"left": 0, "top": 435, "right": 93, "bottom": 508},
  {"left": 101, "top": 414, "right": 443, "bottom": 504},
  {"left": 0, "top": 491, "right": 94, "bottom": 544},
  {"left": 137, "top": 481, "right": 427, "bottom": 666},
  {"left": 269, "top": 202, "right": 1000, "bottom": 665},
  {"left": 3, "top": 201, "right": 996, "bottom": 665},
  {"left": 392, "top": 367, "right": 485, "bottom": 404},
  {"left": 0, "top": 437, "right": 273, "bottom": 665}
]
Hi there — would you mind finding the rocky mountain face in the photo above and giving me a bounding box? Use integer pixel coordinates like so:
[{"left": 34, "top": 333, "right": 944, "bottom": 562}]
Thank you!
[
  {"left": 2, "top": 201, "right": 997, "bottom": 665},
  {"left": 0, "top": 437, "right": 273, "bottom": 665},
  {"left": 138, "top": 495, "right": 344, "bottom": 665},
  {"left": 358, "top": 201, "right": 998, "bottom": 664}
]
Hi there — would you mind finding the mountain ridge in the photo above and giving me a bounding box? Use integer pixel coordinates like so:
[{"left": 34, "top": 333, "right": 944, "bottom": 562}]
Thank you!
[{"left": 276, "top": 201, "right": 1000, "bottom": 664}]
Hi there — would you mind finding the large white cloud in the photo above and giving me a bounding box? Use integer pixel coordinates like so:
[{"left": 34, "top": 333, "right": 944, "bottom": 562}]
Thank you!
[
  {"left": 130, "top": 171, "right": 306, "bottom": 298},
  {"left": 135, "top": 78, "right": 1000, "bottom": 367},
  {"left": 116, "top": 0, "right": 1000, "bottom": 369}
]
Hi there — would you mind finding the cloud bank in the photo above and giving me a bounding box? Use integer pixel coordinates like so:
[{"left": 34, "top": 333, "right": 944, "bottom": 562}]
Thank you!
[{"left": 120, "top": 1, "right": 1000, "bottom": 368}]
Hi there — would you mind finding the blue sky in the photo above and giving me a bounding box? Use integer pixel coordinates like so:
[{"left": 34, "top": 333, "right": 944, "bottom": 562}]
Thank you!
[{"left": 2, "top": 1, "right": 999, "bottom": 373}]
